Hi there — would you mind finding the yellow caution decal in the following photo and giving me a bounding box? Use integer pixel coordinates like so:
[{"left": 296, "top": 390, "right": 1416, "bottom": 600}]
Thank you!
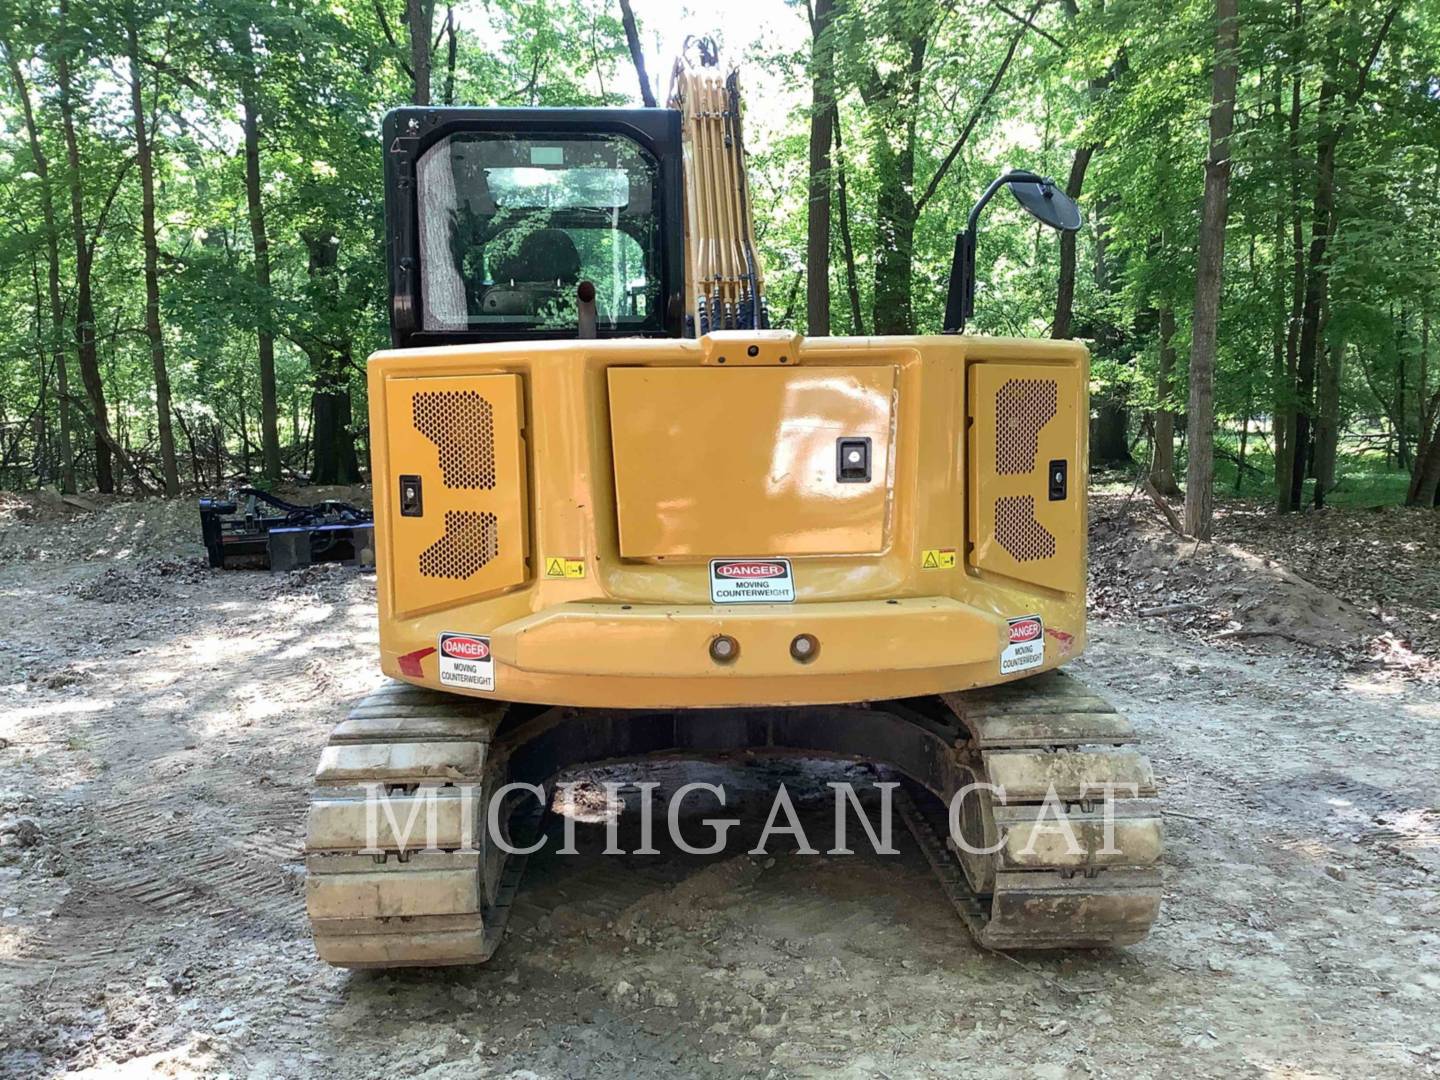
[
  {"left": 545, "top": 557, "right": 586, "bottom": 579},
  {"left": 921, "top": 548, "right": 957, "bottom": 570}
]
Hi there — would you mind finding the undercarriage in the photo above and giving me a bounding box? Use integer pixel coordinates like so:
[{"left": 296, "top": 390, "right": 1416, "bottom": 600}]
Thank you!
[{"left": 305, "top": 671, "right": 1161, "bottom": 967}]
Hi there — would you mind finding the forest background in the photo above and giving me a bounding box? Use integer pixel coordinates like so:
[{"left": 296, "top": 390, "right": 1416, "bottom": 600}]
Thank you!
[{"left": 1, "top": 0, "right": 1437, "bottom": 539}]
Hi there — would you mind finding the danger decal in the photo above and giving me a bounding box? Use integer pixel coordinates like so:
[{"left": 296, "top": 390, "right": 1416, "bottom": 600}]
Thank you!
[
  {"left": 438, "top": 632, "right": 495, "bottom": 691},
  {"left": 709, "top": 559, "right": 796, "bottom": 604},
  {"left": 1000, "top": 615, "right": 1045, "bottom": 674}
]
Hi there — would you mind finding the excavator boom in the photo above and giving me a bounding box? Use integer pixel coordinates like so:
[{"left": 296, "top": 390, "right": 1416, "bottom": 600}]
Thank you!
[{"left": 669, "top": 51, "right": 766, "bottom": 332}]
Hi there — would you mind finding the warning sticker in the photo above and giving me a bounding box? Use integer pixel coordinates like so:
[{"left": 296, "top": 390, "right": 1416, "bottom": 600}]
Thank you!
[
  {"left": 709, "top": 559, "right": 796, "bottom": 604},
  {"left": 921, "top": 547, "right": 957, "bottom": 570},
  {"left": 544, "top": 557, "right": 586, "bottom": 579},
  {"left": 1000, "top": 615, "right": 1045, "bottom": 675},
  {"left": 438, "top": 633, "right": 495, "bottom": 692}
]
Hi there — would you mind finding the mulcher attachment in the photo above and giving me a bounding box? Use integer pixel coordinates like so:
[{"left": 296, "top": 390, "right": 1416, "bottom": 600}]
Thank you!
[
  {"left": 199, "top": 488, "right": 374, "bottom": 571},
  {"left": 304, "top": 670, "right": 1161, "bottom": 967}
]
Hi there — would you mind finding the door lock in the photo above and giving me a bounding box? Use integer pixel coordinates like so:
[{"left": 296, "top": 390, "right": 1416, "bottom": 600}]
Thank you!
[
  {"left": 836, "top": 437, "right": 872, "bottom": 483},
  {"left": 1048, "top": 459, "right": 1068, "bottom": 501},
  {"left": 399, "top": 474, "right": 424, "bottom": 516}
]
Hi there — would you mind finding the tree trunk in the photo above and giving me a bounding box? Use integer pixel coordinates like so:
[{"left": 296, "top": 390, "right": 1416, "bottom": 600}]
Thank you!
[
  {"left": 304, "top": 232, "right": 361, "bottom": 484},
  {"left": 1394, "top": 312, "right": 1410, "bottom": 470},
  {"left": 1235, "top": 395, "right": 1251, "bottom": 493},
  {"left": 406, "top": 0, "right": 434, "bottom": 105},
  {"left": 442, "top": 6, "right": 457, "bottom": 105},
  {"left": 1052, "top": 144, "right": 1095, "bottom": 340},
  {"left": 234, "top": 31, "right": 282, "bottom": 483},
  {"left": 1277, "top": 6, "right": 1305, "bottom": 511},
  {"left": 238, "top": 390, "right": 251, "bottom": 477},
  {"left": 1091, "top": 403, "right": 1131, "bottom": 467},
  {"left": 1086, "top": 195, "right": 1131, "bottom": 469},
  {"left": 1290, "top": 6, "right": 1399, "bottom": 508},
  {"left": 1291, "top": 61, "right": 1337, "bottom": 511},
  {"left": 1151, "top": 305, "right": 1180, "bottom": 495},
  {"left": 805, "top": 0, "right": 835, "bottom": 336},
  {"left": 1412, "top": 441, "right": 1440, "bottom": 507},
  {"left": 127, "top": 24, "right": 180, "bottom": 497},
  {"left": 1184, "top": 0, "right": 1239, "bottom": 540},
  {"left": 311, "top": 349, "right": 361, "bottom": 485},
  {"left": 1271, "top": 312, "right": 1287, "bottom": 503},
  {"left": 2, "top": 36, "right": 75, "bottom": 494},
  {"left": 870, "top": 121, "right": 918, "bottom": 334},
  {"left": 1409, "top": 321, "right": 1440, "bottom": 507},
  {"left": 617, "top": 0, "right": 655, "bottom": 107},
  {"left": 1313, "top": 327, "right": 1343, "bottom": 504},
  {"left": 27, "top": 252, "right": 51, "bottom": 483},
  {"left": 173, "top": 407, "right": 202, "bottom": 486},
  {"left": 832, "top": 111, "right": 863, "bottom": 335},
  {"left": 1410, "top": 308, "right": 1434, "bottom": 505},
  {"left": 867, "top": 35, "right": 925, "bottom": 336},
  {"left": 56, "top": 0, "right": 115, "bottom": 494}
]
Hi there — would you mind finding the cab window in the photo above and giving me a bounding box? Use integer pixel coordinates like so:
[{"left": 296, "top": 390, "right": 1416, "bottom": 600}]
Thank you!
[{"left": 416, "top": 133, "right": 663, "bottom": 332}]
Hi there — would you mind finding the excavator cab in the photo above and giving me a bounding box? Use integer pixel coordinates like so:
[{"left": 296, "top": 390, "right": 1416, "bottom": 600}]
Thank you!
[
  {"left": 302, "top": 63, "right": 1164, "bottom": 969},
  {"left": 384, "top": 109, "right": 684, "bottom": 343}
]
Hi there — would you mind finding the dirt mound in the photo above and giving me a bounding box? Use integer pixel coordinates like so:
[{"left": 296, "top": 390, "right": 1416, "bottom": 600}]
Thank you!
[
  {"left": 1096, "top": 528, "right": 1375, "bottom": 653},
  {"left": 614, "top": 856, "right": 767, "bottom": 933},
  {"left": 1219, "top": 502, "right": 1440, "bottom": 659},
  {"left": 0, "top": 489, "right": 111, "bottom": 526},
  {"left": 1088, "top": 494, "right": 1435, "bottom": 673},
  {"left": 0, "top": 495, "right": 202, "bottom": 567},
  {"left": 0, "top": 486, "right": 371, "bottom": 570},
  {"left": 67, "top": 556, "right": 213, "bottom": 604}
]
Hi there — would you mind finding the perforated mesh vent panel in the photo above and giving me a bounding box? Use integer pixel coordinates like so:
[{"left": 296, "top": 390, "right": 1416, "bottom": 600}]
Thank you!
[
  {"left": 419, "top": 510, "right": 499, "bottom": 579},
  {"left": 413, "top": 391, "right": 496, "bottom": 489},
  {"left": 995, "top": 379, "right": 1057, "bottom": 475},
  {"left": 995, "top": 495, "right": 1056, "bottom": 562}
]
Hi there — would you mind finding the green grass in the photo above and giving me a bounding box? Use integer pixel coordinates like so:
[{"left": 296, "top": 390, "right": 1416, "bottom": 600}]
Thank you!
[
  {"left": 1208, "top": 434, "right": 1413, "bottom": 507},
  {"left": 1314, "top": 464, "right": 1414, "bottom": 507},
  {"left": 1102, "top": 428, "right": 1416, "bottom": 508}
]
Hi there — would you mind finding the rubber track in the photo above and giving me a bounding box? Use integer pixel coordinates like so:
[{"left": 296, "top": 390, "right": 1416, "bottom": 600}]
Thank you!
[
  {"left": 907, "top": 670, "right": 1163, "bottom": 949},
  {"left": 304, "top": 682, "right": 531, "bottom": 968}
]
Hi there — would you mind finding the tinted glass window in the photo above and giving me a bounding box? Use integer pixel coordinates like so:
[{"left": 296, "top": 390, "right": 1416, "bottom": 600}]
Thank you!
[{"left": 416, "top": 133, "right": 663, "bottom": 332}]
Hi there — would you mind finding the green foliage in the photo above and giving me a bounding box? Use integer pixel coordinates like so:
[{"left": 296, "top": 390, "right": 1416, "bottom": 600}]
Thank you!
[
  {"left": 0, "top": 0, "right": 1437, "bottom": 507},
  {"left": 0, "top": 0, "right": 648, "bottom": 488}
]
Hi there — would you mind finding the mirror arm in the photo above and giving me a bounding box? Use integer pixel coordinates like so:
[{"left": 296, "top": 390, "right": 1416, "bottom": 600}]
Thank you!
[{"left": 942, "top": 169, "right": 1047, "bottom": 335}]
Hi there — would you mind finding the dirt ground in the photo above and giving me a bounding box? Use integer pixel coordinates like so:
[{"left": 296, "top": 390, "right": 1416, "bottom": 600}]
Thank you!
[{"left": 1, "top": 492, "right": 1438, "bottom": 1078}]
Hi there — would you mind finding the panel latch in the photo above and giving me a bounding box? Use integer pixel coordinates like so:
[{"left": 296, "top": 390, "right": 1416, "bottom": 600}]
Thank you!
[
  {"left": 837, "top": 437, "right": 872, "bottom": 483},
  {"left": 399, "top": 474, "right": 424, "bottom": 517},
  {"left": 1048, "top": 459, "right": 1068, "bottom": 501}
]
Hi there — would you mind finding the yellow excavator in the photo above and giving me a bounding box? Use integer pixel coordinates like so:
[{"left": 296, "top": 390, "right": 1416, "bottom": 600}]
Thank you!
[{"left": 303, "top": 50, "right": 1163, "bottom": 967}]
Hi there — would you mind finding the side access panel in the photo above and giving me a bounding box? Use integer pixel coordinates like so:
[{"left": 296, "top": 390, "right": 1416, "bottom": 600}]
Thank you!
[
  {"left": 607, "top": 365, "right": 896, "bottom": 558},
  {"left": 383, "top": 373, "right": 529, "bottom": 618},
  {"left": 968, "top": 362, "right": 1083, "bottom": 592}
]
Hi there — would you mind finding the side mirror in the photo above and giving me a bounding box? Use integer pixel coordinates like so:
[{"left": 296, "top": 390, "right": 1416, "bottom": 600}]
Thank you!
[
  {"left": 1009, "top": 178, "right": 1082, "bottom": 232},
  {"left": 942, "top": 170, "right": 1081, "bottom": 334}
]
